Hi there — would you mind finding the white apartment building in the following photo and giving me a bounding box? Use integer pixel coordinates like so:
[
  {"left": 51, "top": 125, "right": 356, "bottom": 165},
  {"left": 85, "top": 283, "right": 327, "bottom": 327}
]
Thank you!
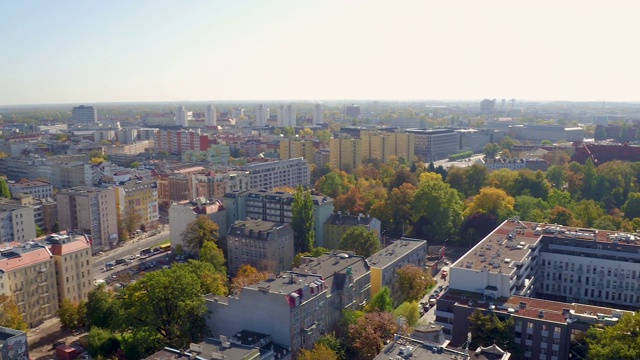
[
  {"left": 256, "top": 104, "right": 269, "bottom": 127},
  {"left": 205, "top": 105, "right": 217, "bottom": 126},
  {"left": 277, "top": 105, "right": 296, "bottom": 127},
  {"left": 0, "top": 202, "right": 36, "bottom": 244},
  {"left": 312, "top": 103, "right": 323, "bottom": 125},
  {"left": 240, "top": 158, "right": 310, "bottom": 190},
  {"left": 9, "top": 180, "right": 53, "bottom": 199}
]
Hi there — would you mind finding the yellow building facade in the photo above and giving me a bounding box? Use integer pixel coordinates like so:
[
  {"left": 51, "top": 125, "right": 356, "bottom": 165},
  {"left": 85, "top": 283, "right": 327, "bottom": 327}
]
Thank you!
[
  {"left": 279, "top": 139, "right": 316, "bottom": 163},
  {"left": 360, "top": 130, "right": 415, "bottom": 164},
  {"left": 115, "top": 179, "right": 160, "bottom": 231},
  {"left": 329, "top": 136, "right": 362, "bottom": 172},
  {"left": 50, "top": 234, "right": 94, "bottom": 305}
]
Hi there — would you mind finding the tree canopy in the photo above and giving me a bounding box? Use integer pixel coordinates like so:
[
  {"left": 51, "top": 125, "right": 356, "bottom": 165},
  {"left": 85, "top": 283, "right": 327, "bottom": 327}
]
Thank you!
[
  {"left": 291, "top": 185, "right": 315, "bottom": 252},
  {"left": 181, "top": 215, "right": 220, "bottom": 253},
  {"left": 587, "top": 312, "right": 640, "bottom": 360},
  {"left": 338, "top": 226, "right": 381, "bottom": 257},
  {"left": 396, "top": 265, "right": 435, "bottom": 303},
  {"left": 365, "top": 287, "right": 393, "bottom": 313},
  {"left": 0, "top": 294, "right": 27, "bottom": 330}
]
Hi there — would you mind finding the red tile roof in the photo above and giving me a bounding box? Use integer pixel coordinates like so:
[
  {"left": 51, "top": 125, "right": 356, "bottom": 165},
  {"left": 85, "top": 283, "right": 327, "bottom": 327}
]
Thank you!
[{"left": 0, "top": 247, "right": 51, "bottom": 272}]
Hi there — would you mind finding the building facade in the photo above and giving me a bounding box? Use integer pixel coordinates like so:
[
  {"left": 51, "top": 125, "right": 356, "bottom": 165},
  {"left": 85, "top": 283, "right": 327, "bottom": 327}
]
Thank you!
[
  {"left": 223, "top": 190, "right": 334, "bottom": 248},
  {"left": 406, "top": 129, "right": 459, "bottom": 162},
  {"left": 0, "top": 201, "right": 36, "bottom": 244},
  {"left": 277, "top": 105, "right": 296, "bottom": 127},
  {"left": 279, "top": 139, "right": 315, "bottom": 163},
  {"left": 323, "top": 213, "right": 381, "bottom": 250},
  {"left": 360, "top": 130, "right": 415, "bottom": 164},
  {"left": 168, "top": 198, "right": 227, "bottom": 253},
  {"left": 206, "top": 253, "right": 371, "bottom": 352},
  {"left": 9, "top": 180, "right": 53, "bottom": 199},
  {"left": 227, "top": 220, "right": 294, "bottom": 275},
  {"left": 71, "top": 105, "right": 97, "bottom": 124},
  {"left": 256, "top": 104, "right": 269, "bottom": 127},
  {"left": 312, "top": 103, "right": 323, "bottom": 125},
  {"left": 56, "top": 187, "right": 118, "bottom": 253},
  {"left": 240, "top": 158, "right": 311, "bottom": 190},
  {"left": 115, "top": 179, "right": 160, "bottom": 231},
  {"left": 49, "top": 233, "right": 94, "bottom": 304},
  {"left": 329, "top": 135, "right": 362, "bottom": 172}
]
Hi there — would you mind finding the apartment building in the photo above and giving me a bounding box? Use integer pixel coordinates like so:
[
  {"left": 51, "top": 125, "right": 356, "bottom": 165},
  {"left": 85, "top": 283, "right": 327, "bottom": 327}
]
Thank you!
[
  {"left": 329, "top": 135, "right": 362, "bottom": 172},
  {"left": 193, "top": 170, "right": 249, "bottom": 201},
  {"left": 156, "top": 166, "right": 206, "bottom": 206},
  {"left": 227, "top": 220, "right": 294, "bottom": 275},
  {"left": 206, "top": 252, "right": 371, "bottom": 352},
  {"left": 114, "top": 179, "right": 159, "bottom": 231},
  {"left": 323, "top": 213, "right": 381, "bottom": 250},
  {"left": 240, "top": 158, "right": 311, "bottom": 190},
  {"left": 360, "top": 130, "right": 415, "bottom": 164},
  {"left": 169, "top": 198, "right": 227, "bottom": 254},
  {"left": 0, "top": 200, "right": 36, "bottom": 244},
  {"left": 367, "top": 238, "right": 427, "bottom": 305},
  {"left": 155, "top": 129, "right": 209, "bottom": 154},
  {"left": 0, "top": 243, "right": 58, "bottom": 328},
  {"left": 279, "top": 139, "right": 316, "bottom": 163},
  {"left": 436, "top": 218, "right": 640, "bottom": 359},
  {"left": 104, "top": 140, "right": 153, "bottom": 156},
  {"left": 56, "top": 187, "right": 118, "bottom": 253},
  {"left": 71, "top": 105, "right": 97, "bottom": 124},
  {"left": 405, "top": 129, "right": 459, "bottom": 162},
  {"left": 116, "top": 128, "right": 139, "bottom": 144},
  {"left": 223, "top": 190, "right": 334, "bottom": 248},
  {"left": 49, "top": 233, "right": 94, "bottom": 304},
  {"left": 475, "top": 157, "right": 549, "bottom": 172},
  {"left": 8, "top": 180, "right": 53, "bottom": 199},
  {"left": 50, "top": 162, "right": 101, "bottom": 189},
  {"left": 0, "top": 193, "right": 57, "bottom": 238},
  {"left": 181, "top": 144, "right": 231, "bottom": 166}
]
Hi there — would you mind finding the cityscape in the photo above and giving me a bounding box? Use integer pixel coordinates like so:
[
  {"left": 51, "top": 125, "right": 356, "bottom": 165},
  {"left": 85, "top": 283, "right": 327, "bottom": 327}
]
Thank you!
[{"left": 3, "top": 1, "right": 640, "bottom": 360}]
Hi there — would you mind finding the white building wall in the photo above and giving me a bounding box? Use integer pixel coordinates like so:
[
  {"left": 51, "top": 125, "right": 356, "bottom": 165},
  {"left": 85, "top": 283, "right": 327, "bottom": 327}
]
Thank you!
[
  {"left": 312, "top": 103, "right": 323, "bottom": 125},
  {"left": 205, "top": 105, "right": 217, "bottom": 126},
  {"left": 168, "top": 204, "right": 197, "bottom": 252}
]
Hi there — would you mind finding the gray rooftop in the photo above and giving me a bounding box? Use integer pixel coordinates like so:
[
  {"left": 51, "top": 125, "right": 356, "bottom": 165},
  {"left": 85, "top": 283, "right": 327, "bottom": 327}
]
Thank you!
[
  {"left": 325, "top": 213, "right": 374, "bottom": 227},
  {"left": 367, "top": 239, "right": 426, "bottom": 269}
]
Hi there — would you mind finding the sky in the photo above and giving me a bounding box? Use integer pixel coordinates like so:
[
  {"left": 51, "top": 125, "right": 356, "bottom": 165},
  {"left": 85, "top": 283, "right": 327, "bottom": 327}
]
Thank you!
[{"left": 1, "top": 1, "right": 640, "bottom": 105}]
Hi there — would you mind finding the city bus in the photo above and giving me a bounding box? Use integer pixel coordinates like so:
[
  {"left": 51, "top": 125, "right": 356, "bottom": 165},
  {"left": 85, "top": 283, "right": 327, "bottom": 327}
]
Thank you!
[{"left": 159, "top": 243, "right": 171, "bottom": 252}]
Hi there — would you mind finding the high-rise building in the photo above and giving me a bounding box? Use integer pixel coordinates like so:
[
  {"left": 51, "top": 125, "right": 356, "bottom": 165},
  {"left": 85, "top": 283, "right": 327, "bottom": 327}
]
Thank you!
[
  {"left": 312, "top": 103, "right": 323, "bottom": 125},
  {"left": 205, "top": 105, "right": 217, "bottom": 126},
  {"left": 480, "top": 98, "right": 496, "bottom": 113},
  {"left": 240, "top": 158, "right": 310, "bottom": 190},
  {"left": 256, "top": 104, "right": 269, "bottom": 127},
  {"left": 71, "top": 105, "right": 97, "bottom": 124},
  {"left": 405, "top": 129, "right": 459, "bottom": 162},
  {"left": 329, "top": 135, "right": 362, "bottom": 172},
  {"left": 154, "top": 129, "right": 209, "bottom": 154},
  {"left": 176, "top": 106, "right": 191, "bottom": 126},
  {"left": 360, "top": 130, "right": 416, "bottom": 164},
  {"left": 344, "top": 104, "right": 361, "bottom": 118},
  {"left": 56, "top": 187, "right": 118, "bottom": 253},
  {"left": 279, "top": 138, "right": 315, "bottom": 163},
  {"left": 277, "top": 105, "right": 296, "bottom": 127},
  {"left": 227, "top": 219, "right": 294, "bottom": 275}
]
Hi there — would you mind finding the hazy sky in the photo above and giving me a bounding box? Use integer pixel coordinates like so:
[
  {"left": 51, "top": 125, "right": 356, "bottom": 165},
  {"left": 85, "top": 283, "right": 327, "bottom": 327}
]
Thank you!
[{"left": 1, "top": 1, "right": 639, "bottom": 105}]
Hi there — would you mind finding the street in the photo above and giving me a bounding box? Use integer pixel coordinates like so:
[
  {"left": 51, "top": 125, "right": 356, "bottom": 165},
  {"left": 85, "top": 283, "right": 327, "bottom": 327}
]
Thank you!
[
  {"left": 419, "top": 265, "right": 450, "bottom": 324},
  {"left": 93, "top": 229, "right": 170, "bottom": 281}
]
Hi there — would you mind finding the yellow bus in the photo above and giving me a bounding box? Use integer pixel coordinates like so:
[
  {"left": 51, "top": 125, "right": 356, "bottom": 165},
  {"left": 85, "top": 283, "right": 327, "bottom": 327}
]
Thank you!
[{"left": 159, "top": 243, "right": 171, "bottom": 252}]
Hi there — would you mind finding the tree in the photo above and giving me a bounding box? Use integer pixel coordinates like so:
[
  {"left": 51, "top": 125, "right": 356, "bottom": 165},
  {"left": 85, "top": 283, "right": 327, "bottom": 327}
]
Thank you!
[
  {"left": 130, "top": 161, "right": 142, "bottom": 169},
  {"left": 58, "top": 298, "right": 80, "bottom": 330},
  {"left": 0, "top": 177, "right": 10, "bottom": 198},
  {"left": 587, "top": 312, "right": 640, "bottom": 360},
  {"left": 394, "top": 301, "right": 421, "bottom": 327},
  {"left": 514, "top": 195, "right": 548, "bottom": 222},
  {"left": 464, "top": 187, "right": 515, "bottom": 221},
  {"left": 348, "top": 312, "right": 398, "bottom": 360},
  {"left": 174, "top": 260, "right": 229, "bottom": 296},
  {"left": 85, "top": 285, "right": 121, "bottom": 331},
  {"left": 87, "top": 327, "right": 121, "bottom": 359},
  {"left": 468, "top": 309, "right": 519, "bottom": 356},
  {"left": 571, "top": 199, "right": 606, "bottom": 227},
  {"left": 338, "top": 227, "right": 381, "bottom": 257},
  {"left": 120, "top": 266, "right": 208, "bottom": 347},
  {"left": 231, "top": 264, "right": 269, "bottom": 295},
  {"left": 298, "top": 343, "right": 339, "bottom": 360},
  {"left": 181, "top": 215, "right": 220, "bottom": 253},
  {"left": 488, "top": 168, "right": 519, "bottom": 196},
  {"left": 396, "top": 265, "right": 435, "bottom": 303},
  {"left": 483, "top": 142, "right": 501, "bottom": 158},
  {"left": 549, "top": 206, "right": 575, "bottom": 226},
  {"left": 413, "top": 173, "right": 464, "bottom": 241},
  {"left": 291, "top": 185, "right": 315, "bottom": 252},
  {"left": 314, "top": 171, "right": 354, "bottom": 199},
  {"left": 316, "top": 333, "right": 346, "bottom": 360},
  {"left": 199, "top": 241, "right": 226, "bottom": 274},
  {"left": 35, "top": 225, "right": 46, "bottom": 237},
  {"left": 546, "top": 165, "right": 566, "bottom": 189},
  {"left": 122, "top": 207, "right": 143, "bottom": 240},
  {"left": 316, "top": 129, "right": 332, "bottom": 144},
  {"left": 0, "top": 295, "right": 27, "bottom": 331},
  {"left": 365, "top": 287, "right": 393, "bottom": 313},
  {"left": 622, "top": 193, "right": 640, "bottom": 220}
]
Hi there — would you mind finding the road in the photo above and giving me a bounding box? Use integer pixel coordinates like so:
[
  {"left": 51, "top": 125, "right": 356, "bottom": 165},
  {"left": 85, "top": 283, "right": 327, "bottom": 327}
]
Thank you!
[{"left": 93, "top": 230, "right": 170, "bottom": 281}]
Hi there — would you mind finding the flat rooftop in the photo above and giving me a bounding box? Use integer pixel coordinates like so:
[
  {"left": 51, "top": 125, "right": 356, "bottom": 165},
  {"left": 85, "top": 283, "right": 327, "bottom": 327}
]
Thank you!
[
  {"left": 374, "top": 336, "right": 507, "bottom": 360},
  {"left": 367, "top": 238, "right": 426, "bottom": 269}
]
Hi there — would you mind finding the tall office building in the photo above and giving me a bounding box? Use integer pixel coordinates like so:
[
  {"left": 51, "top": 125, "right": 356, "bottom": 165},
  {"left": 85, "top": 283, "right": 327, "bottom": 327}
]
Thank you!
[
  {"left": 71, "top": 105, "right": 97, "bottom": 124},
  {"left": 176, "top": 106, "right": 189, "bottom": 127},
  {"left": 256, "top": 104, "right": 269, "bottom": 127},
  {"left": 312, "top": 103, "right": 323, "bottom": 125},
  {"left": 344, "top": 104, "right": 361, "bottom": 118},
  {"left": 277, "top": 105, "right": 296, "bottom": 127},
  {"left": 56, "top": 187, "right": 118, "bottom": 253},
  {"left": 205, "top": 105, "right": 217, "bottom": 126}
]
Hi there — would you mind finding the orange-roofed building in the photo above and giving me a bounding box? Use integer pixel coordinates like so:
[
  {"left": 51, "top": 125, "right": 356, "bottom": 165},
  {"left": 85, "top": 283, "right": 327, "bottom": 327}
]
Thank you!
[
  {"left": 0, "top": 242, "right": 58, "bottom": 328},
  {"left": 49, "top": 233, "right": 94, "bottom": 305}
]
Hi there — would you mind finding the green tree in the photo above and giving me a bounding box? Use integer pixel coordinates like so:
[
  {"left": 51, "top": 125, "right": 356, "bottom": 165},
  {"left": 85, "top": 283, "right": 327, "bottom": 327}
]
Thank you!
[
  {"left": 587, "top": 312, "right": 640, "bottom": 360},
  {"left": 120, "top": 265, "right": 208, "bottom": 347},
  {"left": 338, "top": 226, "right": 381, "bottom": 257},
  {"left": 87, "top": 327, "right": 121, "bottom": 359},
  {"left": 515, "top": 195, "right": 549, "bottom": 222},
  {"left": 298, "top": 344, "right": 339, "bottom": 360},
  {"left": 394, "top": 301, "right": 421, "bottom": 327},
  {"left": 315, "top": 129, "right": 332, "bottom": 144},
  {"left": 483, "top": 142, "right": 501, "bottom": 158},
  {"left": 199, "top": 241, "right": 226, "bottom": 274},
  {"left": 291, "top": 185, "right": 315, "bottom": 252},
  {"left": 468, "top": 309, "right": 519, "bottom": 356},
  {"left": 174, "top": 260, "right": 229, "bottom": 296},
  {"left": 465, "top": 187, "right": 515, "bottom": 221},
  {"left": 549, "top": 206, "right": 575, "bottom": 226},
  {"left": 622, "top": 192, "right": 640, "bottom": 220},
  {"left": 0, "top": 294, "right": 27, "bottom": 331},
  {"left": 0, "top": 177, "right": 10, "bottom": 198},
  {"left": 316, "top": 333, "right": 346, "bottom": 360},
  {"left": 35, "top": 225, "right": 46, "bottom": 237},
  {"left": 58, "top": 298, "right": 80, "bottom": 330},
  {"left": 314, "top": 171, "right": 355, "bottom": 198},
  {"left": 181, "top": 215, "right": 220, "bottom": 253},
  {"left": 85, "top": 285, "right": 121, "bottom": 330},
  {"left": 130, "top": 161, "right": 142, "bottom": 169},
  {"left": 365, "top": 287, "right": 393, "bottom": 313},
  {"left": 488, "top": 168, "right": 519, "bottom": 196},
  {"left": 396, "top": 265, "right": 435, "bottom": 303},
  {"left": 545, "top": 165, "right": 566, "bottom": 189},
  {"left": 571, "top": 199, "right": 606, "bottom": 227},
  {"left": 413, "top": 172, "right": 464, "bottom": 241}
]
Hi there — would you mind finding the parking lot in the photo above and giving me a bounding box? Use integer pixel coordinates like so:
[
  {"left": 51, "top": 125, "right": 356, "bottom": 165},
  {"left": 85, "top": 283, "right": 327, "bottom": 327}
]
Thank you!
[{"left": 97, "top": 251, "right": 189, "bottom": 289}]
